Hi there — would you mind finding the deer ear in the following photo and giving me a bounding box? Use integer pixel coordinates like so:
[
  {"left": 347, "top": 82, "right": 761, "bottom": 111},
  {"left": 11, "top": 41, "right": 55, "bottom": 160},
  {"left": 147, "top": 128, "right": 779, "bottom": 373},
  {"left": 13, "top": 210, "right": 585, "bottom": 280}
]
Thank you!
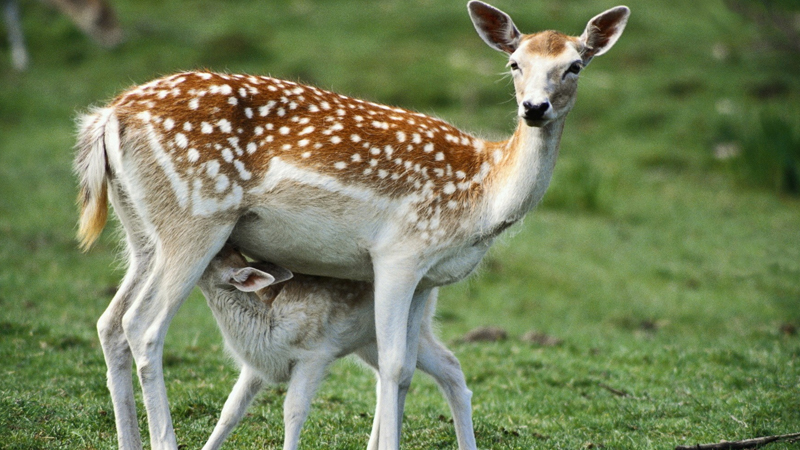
[
  {"left": 468, "top": 1, "right": 521, "bottom": 54},
  {"left": 249, "top": 262, "right": 293, "bottom": 285},
  {"left": 226, "top": 267, "right": 276, "bottom": 292},
  {"left": 579, "top": 6, "right": 630, "bottom": 63}
]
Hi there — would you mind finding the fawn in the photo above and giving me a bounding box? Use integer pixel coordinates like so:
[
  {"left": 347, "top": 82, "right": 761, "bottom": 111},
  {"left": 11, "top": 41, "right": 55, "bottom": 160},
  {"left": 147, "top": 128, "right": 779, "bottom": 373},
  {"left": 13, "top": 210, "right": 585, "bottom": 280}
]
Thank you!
[{"left": 196, "top": 245, "right": 475, "bottom": 450}]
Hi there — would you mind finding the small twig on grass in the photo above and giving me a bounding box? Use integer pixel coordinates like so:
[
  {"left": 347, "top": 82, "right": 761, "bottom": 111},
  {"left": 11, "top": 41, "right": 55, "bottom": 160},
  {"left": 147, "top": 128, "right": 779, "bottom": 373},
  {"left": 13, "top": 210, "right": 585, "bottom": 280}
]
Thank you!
[
  {"left": 675, "top": 432, "right": 800, "bottom": 450},
  {"left": 599, "top": 383, "right": 630, "bottom": 397},
  {"left": 598, "top": 383, "right": 643, "bottom": 400}
]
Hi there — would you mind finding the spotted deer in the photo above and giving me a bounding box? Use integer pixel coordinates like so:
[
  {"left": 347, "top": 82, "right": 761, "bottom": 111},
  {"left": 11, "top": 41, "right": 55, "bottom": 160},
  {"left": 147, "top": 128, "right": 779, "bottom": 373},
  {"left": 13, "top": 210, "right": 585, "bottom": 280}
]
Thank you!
[
  {"left": 196, "top": 245, "right": 475, "bottom": 450},
  {"left": 74, "top": 2, "right": 629, "bottom": 449}
]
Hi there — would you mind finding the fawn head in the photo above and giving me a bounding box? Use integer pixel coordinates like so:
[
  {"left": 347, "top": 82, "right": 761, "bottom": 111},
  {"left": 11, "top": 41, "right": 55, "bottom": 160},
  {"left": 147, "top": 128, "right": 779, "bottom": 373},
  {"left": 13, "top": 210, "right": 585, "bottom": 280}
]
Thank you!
[
  {"left": 468, "top": 1, "right": 630, "bottom": 127},
  {"left": 201, "top": 245, "right": 294, "bottom": 294}
]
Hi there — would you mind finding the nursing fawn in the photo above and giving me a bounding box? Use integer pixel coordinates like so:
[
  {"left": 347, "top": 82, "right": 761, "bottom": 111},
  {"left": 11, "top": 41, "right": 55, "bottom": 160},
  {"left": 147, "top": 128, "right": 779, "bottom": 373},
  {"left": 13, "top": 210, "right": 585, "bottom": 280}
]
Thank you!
[{"left": 196, "top": 245, "right": 475, "bottom": 450}]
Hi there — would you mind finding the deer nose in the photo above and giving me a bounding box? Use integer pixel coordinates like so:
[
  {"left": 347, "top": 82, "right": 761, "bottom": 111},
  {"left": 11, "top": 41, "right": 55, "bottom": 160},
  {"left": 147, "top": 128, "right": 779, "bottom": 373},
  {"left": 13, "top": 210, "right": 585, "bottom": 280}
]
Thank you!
[{"left": 522, "top": 100, "right": 550, "bottom": 120}]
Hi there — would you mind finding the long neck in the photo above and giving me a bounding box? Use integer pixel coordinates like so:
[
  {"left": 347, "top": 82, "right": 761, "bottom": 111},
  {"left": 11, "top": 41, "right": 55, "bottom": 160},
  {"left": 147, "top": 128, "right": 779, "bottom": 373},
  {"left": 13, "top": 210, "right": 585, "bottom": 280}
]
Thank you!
[{"left": 483, "top": 118, "right": 565, "bottom": 227}]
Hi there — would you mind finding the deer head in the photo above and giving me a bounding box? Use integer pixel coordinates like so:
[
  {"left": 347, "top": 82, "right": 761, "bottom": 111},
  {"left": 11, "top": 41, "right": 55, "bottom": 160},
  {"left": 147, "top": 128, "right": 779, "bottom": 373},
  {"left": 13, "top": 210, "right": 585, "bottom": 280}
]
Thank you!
[{"left": 468, "top": 1, "right": 630, "bottom": 127}]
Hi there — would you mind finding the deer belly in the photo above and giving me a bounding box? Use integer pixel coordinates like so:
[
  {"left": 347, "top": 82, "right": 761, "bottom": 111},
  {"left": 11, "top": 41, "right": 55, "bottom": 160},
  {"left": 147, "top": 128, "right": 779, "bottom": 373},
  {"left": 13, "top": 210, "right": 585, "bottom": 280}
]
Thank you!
[
  {"left": 421, "top": 241, "right": 491, "bottom": 288},
  {"left": 229, "top": 204, "right": 375, "bottom": 281}
]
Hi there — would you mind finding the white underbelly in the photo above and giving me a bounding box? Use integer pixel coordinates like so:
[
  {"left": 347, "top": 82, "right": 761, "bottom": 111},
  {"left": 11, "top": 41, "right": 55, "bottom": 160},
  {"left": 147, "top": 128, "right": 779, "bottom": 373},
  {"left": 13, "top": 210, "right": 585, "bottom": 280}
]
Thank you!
[{"left": 230, "top": 205, "right": 376, "bottom": 281}]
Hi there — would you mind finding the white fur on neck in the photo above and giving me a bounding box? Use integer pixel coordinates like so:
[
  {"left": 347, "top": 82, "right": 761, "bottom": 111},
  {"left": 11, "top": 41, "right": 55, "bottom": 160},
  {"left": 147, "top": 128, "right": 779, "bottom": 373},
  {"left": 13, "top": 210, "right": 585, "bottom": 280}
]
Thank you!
[{"left": 485, "top": 118, "right": 565, "bottom": 228}]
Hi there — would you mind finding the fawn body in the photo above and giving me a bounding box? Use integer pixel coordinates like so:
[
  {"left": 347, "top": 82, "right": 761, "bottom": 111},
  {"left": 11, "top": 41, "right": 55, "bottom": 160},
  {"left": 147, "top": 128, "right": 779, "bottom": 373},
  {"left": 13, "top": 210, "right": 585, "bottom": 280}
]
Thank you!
[
  {"left": 196, "top": 246, "right": 475, "bottom": 450},
  {"left": 75, "top": 2, "right": 629, "bottom": 448}
]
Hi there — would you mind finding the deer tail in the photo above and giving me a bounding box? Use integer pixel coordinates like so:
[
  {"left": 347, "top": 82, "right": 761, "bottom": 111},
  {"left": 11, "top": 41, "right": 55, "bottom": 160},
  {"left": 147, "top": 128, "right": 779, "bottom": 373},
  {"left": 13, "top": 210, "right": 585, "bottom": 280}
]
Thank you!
[{"left": 74, "top": 107, "right": 118, "bottom": 251}]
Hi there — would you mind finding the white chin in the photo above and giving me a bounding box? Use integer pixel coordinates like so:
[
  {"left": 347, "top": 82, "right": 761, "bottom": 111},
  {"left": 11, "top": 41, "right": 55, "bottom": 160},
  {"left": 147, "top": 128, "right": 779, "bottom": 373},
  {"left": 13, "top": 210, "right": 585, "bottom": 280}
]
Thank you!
[{"left": 523, "top": 117, "right": 550, "bottom": 127}]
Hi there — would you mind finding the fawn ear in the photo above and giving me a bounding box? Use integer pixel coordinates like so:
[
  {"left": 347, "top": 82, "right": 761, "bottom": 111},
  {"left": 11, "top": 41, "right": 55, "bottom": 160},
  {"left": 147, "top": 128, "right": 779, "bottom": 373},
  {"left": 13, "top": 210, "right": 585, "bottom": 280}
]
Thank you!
[
  {"left": 468, "top": 1, "right": 521, "bottom": 54},
  {"left": 249, "top": 262, "right": 294, "bottom": 285},
  {"left": 226, "top": 267, "right": 276, "bottom": 292},
  {"left": 579, "top": 6, "right": 630, "bottom": 64}
]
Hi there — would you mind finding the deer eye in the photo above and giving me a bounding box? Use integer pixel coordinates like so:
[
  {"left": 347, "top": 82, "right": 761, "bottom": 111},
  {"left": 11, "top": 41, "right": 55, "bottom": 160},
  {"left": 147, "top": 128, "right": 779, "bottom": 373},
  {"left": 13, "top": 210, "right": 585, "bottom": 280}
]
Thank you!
[{"left": 565, "top": 62, "right": 583, "bottom": 77}]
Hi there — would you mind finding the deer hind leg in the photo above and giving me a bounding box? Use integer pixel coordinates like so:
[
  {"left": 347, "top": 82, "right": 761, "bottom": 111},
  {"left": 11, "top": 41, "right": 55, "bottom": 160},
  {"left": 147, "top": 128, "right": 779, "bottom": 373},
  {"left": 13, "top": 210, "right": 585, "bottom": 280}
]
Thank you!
[
  {"left": 97, "top": 243, "right": 153, "bottom": 450},
  {"left": 416, "top": 318, "right": 476, "bottom": 449},
  {"left": 121, "top": 220, "right": 233, "bottom": 450},
  {"left": 96, "top": 185, "right": 158, "bottom": 450}
]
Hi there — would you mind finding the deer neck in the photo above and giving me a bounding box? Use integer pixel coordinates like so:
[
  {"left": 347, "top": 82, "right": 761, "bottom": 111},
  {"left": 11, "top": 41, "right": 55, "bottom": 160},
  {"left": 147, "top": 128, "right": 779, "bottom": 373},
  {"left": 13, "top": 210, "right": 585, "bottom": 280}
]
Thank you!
[{"left": 483, "top": 117, "right": 565, "bottom": 230}]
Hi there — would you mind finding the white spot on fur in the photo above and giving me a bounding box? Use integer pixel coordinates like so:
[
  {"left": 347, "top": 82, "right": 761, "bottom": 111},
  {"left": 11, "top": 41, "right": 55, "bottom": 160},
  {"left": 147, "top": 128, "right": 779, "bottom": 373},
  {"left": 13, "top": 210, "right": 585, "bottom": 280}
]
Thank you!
[
  {"left": 260, "top": 101, "right": 276, "bottom": 116},
  {"left": 234, "top": 160, "right": 252, "bottom": 180},
  {"left": 174, "top": 133, "right": 188, "bottom": 149},
  {"left": 493, "top": 149, "right": 503, "bottom": 164},
  {"left": 215, "top": 173, "right": 229, "bottom": 192},
  {"left": 221, "top": 148, "right": 234, "bottom": 163},
  {"left": 218, "top": 119, "right": 232, "bottom": 133}
]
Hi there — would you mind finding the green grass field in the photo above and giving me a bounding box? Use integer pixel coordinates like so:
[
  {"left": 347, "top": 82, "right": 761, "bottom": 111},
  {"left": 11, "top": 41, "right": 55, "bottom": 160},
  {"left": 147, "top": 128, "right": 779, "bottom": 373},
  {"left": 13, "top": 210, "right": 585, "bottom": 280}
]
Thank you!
[{"left": 1, "top": 0, "right": 799, "bottom": 448}]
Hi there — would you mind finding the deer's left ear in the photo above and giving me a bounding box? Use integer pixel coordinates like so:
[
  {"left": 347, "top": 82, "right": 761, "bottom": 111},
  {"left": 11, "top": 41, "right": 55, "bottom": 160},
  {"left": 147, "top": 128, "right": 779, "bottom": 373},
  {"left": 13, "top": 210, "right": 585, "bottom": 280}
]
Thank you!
[
  {"left": 579, "top": 6, "right": 630, "bottom": 64},
  {"left": 226, "top": 267, "right": 276, "bottom": 292}
]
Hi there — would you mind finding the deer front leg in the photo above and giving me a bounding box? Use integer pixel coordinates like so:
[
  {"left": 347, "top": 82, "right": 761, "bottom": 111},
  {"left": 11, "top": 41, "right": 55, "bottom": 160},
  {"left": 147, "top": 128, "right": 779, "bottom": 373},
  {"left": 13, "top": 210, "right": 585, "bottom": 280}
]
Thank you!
[
  {"left": 202, "top": 366, "right": 264, "bottom": 450},
  {"left": 371, "top": 254, "right": 426, "bottom": 450},
  {"left": 282, "top": 359, "right": 332, "bottom": 450},
  {"left": 365, "top": 287, "right": 431, "bottom": 450}
]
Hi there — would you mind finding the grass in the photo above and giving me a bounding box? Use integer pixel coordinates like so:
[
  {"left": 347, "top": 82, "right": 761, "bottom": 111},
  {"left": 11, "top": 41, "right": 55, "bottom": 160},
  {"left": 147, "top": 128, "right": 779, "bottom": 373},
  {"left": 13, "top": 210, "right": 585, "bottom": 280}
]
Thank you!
[{"left": 1, "top": 0, "right": 799, "bottom": 448}]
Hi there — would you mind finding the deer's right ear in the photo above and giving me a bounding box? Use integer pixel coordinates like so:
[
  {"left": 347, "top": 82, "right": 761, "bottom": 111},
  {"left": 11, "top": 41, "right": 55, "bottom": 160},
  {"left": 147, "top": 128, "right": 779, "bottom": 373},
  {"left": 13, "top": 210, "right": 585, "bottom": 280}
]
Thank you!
[
  {"left": 226, "top": 267, "right": 276, "bottom": 292},
  {"left": 468, "top": 1, "right": 521, "bottom": 54}
]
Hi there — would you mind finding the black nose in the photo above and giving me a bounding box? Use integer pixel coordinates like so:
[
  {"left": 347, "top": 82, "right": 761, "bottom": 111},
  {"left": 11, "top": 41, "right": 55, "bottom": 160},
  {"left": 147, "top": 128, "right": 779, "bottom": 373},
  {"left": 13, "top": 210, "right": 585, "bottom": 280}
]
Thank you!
[{"left": 522, "top": 101, "right": 550, "bottom": 120}]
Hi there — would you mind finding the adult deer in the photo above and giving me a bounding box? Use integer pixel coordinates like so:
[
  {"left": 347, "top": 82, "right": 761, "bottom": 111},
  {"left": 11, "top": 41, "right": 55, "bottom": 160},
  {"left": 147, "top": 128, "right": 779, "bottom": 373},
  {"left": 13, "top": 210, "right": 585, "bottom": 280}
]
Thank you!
[
  {"left": 196, "top": 245, "right": 475, "bottom": 450},
  {"left": 75, "top": 2, "right": 629, "bottom": 449}
]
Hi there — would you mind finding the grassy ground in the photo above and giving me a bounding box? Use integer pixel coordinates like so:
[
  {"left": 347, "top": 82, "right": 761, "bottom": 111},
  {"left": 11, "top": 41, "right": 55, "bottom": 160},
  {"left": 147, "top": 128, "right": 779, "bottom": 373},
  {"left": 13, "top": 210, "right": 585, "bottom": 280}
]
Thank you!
[{"left": 1, "top": 0, "right": 799, "bottom": 448}]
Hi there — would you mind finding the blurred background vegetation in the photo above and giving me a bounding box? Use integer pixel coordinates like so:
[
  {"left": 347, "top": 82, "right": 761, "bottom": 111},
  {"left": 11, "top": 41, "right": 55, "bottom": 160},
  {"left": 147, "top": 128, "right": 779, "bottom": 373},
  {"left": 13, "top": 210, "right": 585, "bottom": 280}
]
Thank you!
[{"left": 1, "top": 0, "right": 798, "bottom": 448}]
